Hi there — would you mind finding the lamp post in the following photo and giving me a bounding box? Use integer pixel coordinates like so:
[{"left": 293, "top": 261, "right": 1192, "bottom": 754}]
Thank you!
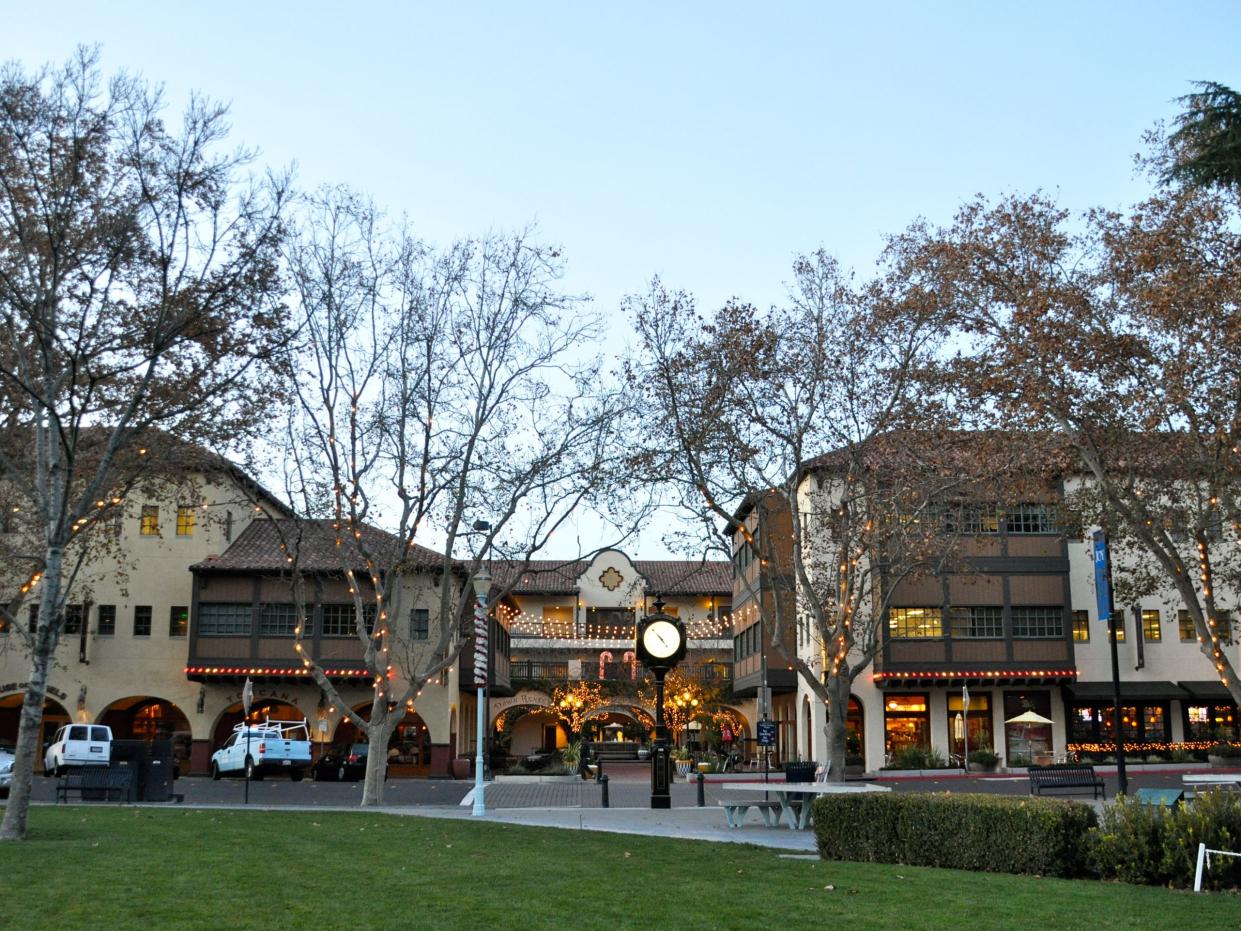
[{"left": 471, "top": 567, "right": 491, "bottom": 817}]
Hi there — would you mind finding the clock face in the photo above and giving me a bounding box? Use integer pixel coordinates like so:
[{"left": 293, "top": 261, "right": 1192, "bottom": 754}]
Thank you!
[{"left": 642, "top": 620, "right": 681, "bottom": 659}]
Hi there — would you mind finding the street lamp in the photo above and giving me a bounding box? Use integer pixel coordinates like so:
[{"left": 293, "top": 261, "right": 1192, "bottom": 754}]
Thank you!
[{"left": 471, "top": 566, "right": 491, "bottom": 817}]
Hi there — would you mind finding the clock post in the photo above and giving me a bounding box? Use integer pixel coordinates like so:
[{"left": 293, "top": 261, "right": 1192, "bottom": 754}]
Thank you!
[{"left": 636, "top": 599, "right": 687, "bottom": 810}]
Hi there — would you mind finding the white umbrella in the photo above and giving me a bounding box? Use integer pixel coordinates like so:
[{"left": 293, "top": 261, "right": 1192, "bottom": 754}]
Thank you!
[{"left": 1005, "top": 710, "right": 1053, "bottom": 725}]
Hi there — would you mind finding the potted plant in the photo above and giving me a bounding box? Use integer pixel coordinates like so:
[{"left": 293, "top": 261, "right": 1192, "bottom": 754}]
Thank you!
[
  {"left": 559, "top": 740, "right": 582, "bottom": 774},
  {"left": 674, "top": 747, "right": 693, "bottom": 777},
  {"left": 450, "top": 756, "right": 471, "bottom": 780},
  {"left": 1206, "top": 741, "right": 1241, "bottom": 767},
  {"left": 967, "top": 747, "right": 1000, "bottom": 772}
]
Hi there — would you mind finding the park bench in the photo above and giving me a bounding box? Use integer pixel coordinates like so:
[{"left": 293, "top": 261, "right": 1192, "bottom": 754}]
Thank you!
[
  {"left": 56, "top": 766, "right": 132, "bottom": 803},
  {"left": 718, "top": 798, "right": 782, "bottom": 828},
  {"left": 1027, "top": 763, "right": 1106, "bottom": 799}
]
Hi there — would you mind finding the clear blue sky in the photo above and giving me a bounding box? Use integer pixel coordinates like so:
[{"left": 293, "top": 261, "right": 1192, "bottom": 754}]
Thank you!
[{"left": 6, "top": 2, "right": 1240, "bottom": 555}]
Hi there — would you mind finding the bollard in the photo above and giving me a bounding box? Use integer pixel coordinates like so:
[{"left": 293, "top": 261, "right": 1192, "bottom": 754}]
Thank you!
[
  {"left": 596, "top": 757, "right": 604, "bottom": 783},
  {"left": 696, "top": 771, "right": 705, "bottom": 807},
  {"left": 601, "top": 774, "right": 610, "bottom": 808}
]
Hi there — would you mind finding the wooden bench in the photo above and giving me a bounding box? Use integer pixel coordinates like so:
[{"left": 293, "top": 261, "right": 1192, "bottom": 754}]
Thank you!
[
  {"left": 1028, "top": 764, "right": 1106, "bottom": 799},
  {"left": 719, "top": 798, "right": 782, "bottom": 828},
  {"left": 56, "top": 767, "right": 132, "bottom": 803}
]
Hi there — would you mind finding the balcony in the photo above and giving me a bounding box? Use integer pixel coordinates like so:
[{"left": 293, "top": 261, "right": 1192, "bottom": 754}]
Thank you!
[{"left": 510, "top": 660, "right": 732, "bottom": 686}]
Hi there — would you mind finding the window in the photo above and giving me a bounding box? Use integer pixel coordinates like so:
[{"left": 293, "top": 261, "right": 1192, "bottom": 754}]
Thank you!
[
  {"left": 1179, "top": 609, "right": 1196, "bottom": 641},
  {"left": 224, "top": 510, "right": 234, "bottom": 542},
  {"left": 64, "top": 604, "right": 83, "bottom": 635},
  {"left": 198, "top": 603, "right": 251, "bottom": 636},
  {"left": 321, "top": 603, "right": 375, "bottom": 637},
  {"left": 1215, "top": 610, "right": 1235, "bottom": 646},
  {"left": 409, "top": 608, "right": 429, "bottom": 641},
  {"left": 884, "top": 694, "right": 930, "bottom": 755},
  {"left": 169, "top": 605, "right": 189, "bottom": 637},
  {"left": 176, "top": 506, "right": 196, "bottom": 536},
  {"left": 1141, "top": 609, "right": 1161, "bottom": 642},
  {"left": 98, "top": 604, "right": 116, "bottom": 636},
  {"left": 139, "top": 506, "right": 159, "bottom": 536},
  {"left": 1072, "top": 609, "right": 1090, "bottom": 642},
  {"left": 1011, "top": 606, "right": 1063, "bottom": 639},
  {"left": 28, "top": 604, "right": 38, "bottom": 632},
  {"left": 951, "top": 505, "right": 1000, "bottom": 534},
  {"left": 133, "top": 605, "right": 152, "bottom": 637},
  {"left": 1113, "top": 614, "right": 1126, "bottom": 642},
  {"left": 1003, "top": 504, "right": 1058, "bottom": 534},
  {"left": 950, "top": 606, "right": 1003, "bottom": 638},
  {"left": 888, "top": 607, "right": 943, "bottom": 639},
  {"left": 259, "top": 603, "right": 297, "bottom": 636}
]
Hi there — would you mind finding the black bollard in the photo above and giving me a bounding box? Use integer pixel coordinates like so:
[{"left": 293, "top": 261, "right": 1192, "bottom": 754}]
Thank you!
[
  {"left": 696, "top": 771, "right": 705, "bottom": 807},
  {"left": 601, "top": 774, "right": 610, "bottom": 808},
  {"left": 595, "top": 757, "right": 604, "bottom": 783}
]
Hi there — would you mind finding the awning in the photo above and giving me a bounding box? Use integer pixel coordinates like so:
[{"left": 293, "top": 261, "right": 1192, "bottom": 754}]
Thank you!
[
  {"left": 1178, "top": 681, "right": 1238, "bottom": 702},
  {"left": 1064, "top": 681, "right": 1188, "bottom": 702}
]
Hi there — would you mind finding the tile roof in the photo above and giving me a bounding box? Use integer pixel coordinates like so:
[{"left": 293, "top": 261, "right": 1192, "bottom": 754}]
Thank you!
[
  {"left": 191, "top": 518, "right": 449, "bottom": 573},
  {"left": 194, "top": 521, "right": 731, "bottom": 595},
  {"left": 493, "top": 558, "right": 731, "bottom": 596}
]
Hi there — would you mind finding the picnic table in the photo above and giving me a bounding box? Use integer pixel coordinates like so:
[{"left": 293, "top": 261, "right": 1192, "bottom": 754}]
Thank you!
[
  {"left": 715, "top": 780, "right": 890, "bottom": 830},
  {"left": 1182, "top": 773, "right": 1241, "bottom": 799}
]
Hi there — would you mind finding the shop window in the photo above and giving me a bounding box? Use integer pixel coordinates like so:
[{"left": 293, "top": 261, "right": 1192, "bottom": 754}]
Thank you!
[
  {"left": 883, "top": 694, "right": 930, "bottom": 756},
  {"left": 1186, "top": 704, "right": 1237, "bottom": 741},
  {"left": 1141, "top": 609, "right": 1161, "bottom": 642},
  {"left": 950, "top": 606, "right": 1003, "bottom": 639},
  {"left": 947, "top": 692, "right": 992, "bottom": 759},
  {"left": 888, "top": 607, "right": 942, "bottom": 639},
  {"left": 133, "top": 605, "right": 152, "bottom": 637},
  {"left": 1011, "top": 606, "right": 1063, "bottom": 639},
  {"left": 176, "top": 506, "right": 196, "bottom": 536},
  {"left": 139, "top": 506, "right": 159, "bottom": 536},
  {"left": 1179, "top": 609, "right": 1195, "bottom": 642},
  {"left": 1142, "top": 705, "right": 1167, "bottom": 741},
  {"left": 1071, "top": 609, "right": 1090, "bottom": 642},
  {"left": 1003, "top": 692, "right": 1052, "bottom": 764},
  {"left": 98, "top": 604, "right": 116, "bottom": 636}
]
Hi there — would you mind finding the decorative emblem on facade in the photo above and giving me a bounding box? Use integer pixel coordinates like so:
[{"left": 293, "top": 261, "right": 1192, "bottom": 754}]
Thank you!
[{"left": 599, "top": 567, "right": 624, "bottom": 591}]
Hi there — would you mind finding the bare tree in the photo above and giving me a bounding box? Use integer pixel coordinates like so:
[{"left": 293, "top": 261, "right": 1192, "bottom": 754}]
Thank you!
[
  {"left": 626, "top": 250, "right": 986, "bottom": 778},
  {"left": 919, "top": 184, "right": 1241, "bottom": 707},
  {"left": 279, "top": 191, "right": 647, "bottom": 805},
  {"left": 0, "top": 49, "right": 289, "bottom": 840}
]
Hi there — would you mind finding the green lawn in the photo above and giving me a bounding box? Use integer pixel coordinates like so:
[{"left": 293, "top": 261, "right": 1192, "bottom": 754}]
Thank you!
[{"left": 1, "top": 806, "right": 1238, "bottom": 929}]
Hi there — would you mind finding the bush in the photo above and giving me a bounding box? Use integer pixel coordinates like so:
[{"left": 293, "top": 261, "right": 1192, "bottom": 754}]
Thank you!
[
  {"left": 1207, "top": 741, "right": 1241, "bottom": 759},
  {"left": 888, "top": 747, "right": 929, "bottom": 769},
  {"left": 1090, "top": 791, "right": 1241, "bottom": 889},
  {"left": 812, "top": 792, "right": 1096, "bottom": 878},
  {"left": 968, "top": 748, "right": 1000, "bottom": 768}
]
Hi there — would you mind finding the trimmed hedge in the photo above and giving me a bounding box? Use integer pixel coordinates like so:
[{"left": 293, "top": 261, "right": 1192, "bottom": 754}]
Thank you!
[
  {"left": 1090, "top": 791, "right": 1241, "bottom": 889},
  {"left": 812, "top": 792, "right": 1096, "bottom": 878}
]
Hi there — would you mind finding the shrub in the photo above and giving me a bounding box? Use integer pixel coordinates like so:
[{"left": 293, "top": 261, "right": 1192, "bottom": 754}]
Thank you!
[
  {"left": 1089, "top": 791, "right": 1241, "bottom": 889},
  {"left": 812, "top": 792, "right": 1096, "bottom": 878},
  {"left": 1207, "top": 741, "right": 1241, "bottom": 759},
  {"left": 889, "top": 747, "right": 929, "bottom": 769},
  {"left": 967, "top": 748, "right": 1000, "bottom": 768}
]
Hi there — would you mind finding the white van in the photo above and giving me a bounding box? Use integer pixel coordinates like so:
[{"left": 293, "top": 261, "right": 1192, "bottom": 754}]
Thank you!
[{"left": 44, "top": 723, "right": 112, "bottom": 775}]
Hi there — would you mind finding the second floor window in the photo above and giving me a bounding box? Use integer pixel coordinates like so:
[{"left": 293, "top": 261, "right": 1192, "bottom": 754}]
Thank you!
[
  {"left": 98, "top": 604, "right": 116, "bottom": 636},
  {"left": 409, "top": 608, "right": 429, "bottom": 640},
  {"left": 1179, "top": 609, "right": 1195, "bottom": 641},
  {"left": 1004, "top": 505, "right": 1058, "bottom": 535},
  {"left": 1012, "top": 606, "right": 1063, "bottom": 639},
  {"left": 950, "top": 606, "right": 1003, "bottom": 638},
  {"left": 134, "top": 605, "right": 152, "bottom": 637},
  {"left": 889, "top": 607, "right": 943, "bottom": 639},
  {"left": 176, "top": 506, "right": 196, "bottom": 536},
  {"left": 63, "top": 604, "right": 83, "bottom": 634},
  {"left": 198, "top": 603, "right": 251, "bottom": 636},
  {"left": 140, "top": 506, "right": 159, "bottom": 536},
  {"left": 1141, "top": 609, "right": 1162, "bottom": 642},
  {"left": 259, "top": 603, "right": 297, "bottom": 636},
  {"left": 169, "top": 606, "right": 189, "bottom": 637},
  {"left": 1072, "top": 609, "right": 1090, "bottom": 642},
  {"left": 320, "top": 602, "right": 375, "bottom": 637}
]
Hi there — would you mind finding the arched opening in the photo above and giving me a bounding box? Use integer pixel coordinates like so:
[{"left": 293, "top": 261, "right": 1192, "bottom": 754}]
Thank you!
[
  {"left": 98, "top": 696, "right": 193, "bottom": 771},
  {"left": 211, "top": 698, "right": 309, "bottom": 749},
  {"left": 334, "top": 703, "right": 432, "bottom": 777},
  {"left": 0, "top": 692, "right": 70, "bottom": 771}
]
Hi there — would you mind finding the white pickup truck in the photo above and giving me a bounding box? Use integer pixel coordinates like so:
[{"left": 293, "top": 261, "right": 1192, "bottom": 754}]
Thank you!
[{"left": 210, "top": 718, "right": 312, "bottom": 781}]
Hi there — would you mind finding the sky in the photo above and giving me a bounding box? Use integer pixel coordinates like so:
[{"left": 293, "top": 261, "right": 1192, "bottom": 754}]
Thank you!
[{"left": 5, "top": 2, "right": 1241, "bottom": 556}]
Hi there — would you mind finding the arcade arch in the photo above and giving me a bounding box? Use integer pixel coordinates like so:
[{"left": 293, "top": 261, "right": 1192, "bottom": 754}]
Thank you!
[
  {"left": 98, "top": 696, "right": 193, "bottom": 769},
  {"left": 0, "top": 693, "right": 70, "bottom": 771},
  {"left": 334, "top": 703, "right": 434, "bottom": 776},
  {"left": 211, "top": 697, "right": 311, "bottom": 749}
]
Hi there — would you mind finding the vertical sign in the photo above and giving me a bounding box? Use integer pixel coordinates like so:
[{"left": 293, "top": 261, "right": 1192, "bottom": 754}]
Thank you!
[{"left": 1091, "top": 529, "right": 1111, "bottom": 625}]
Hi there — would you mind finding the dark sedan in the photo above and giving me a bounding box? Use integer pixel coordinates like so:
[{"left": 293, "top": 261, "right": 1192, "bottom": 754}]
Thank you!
[{"left": 312, "top": 743, "right": 382, "bottom": 782}]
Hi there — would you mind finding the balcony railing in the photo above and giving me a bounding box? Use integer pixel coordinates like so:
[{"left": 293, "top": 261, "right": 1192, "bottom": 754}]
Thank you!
[{"left": 510, "top": 660, "right": 732, "bottom": 684}]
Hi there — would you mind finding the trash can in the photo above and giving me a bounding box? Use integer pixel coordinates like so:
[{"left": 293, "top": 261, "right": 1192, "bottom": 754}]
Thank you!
[
  {"left": 140, "top": 740, "right": 174, "bottom": 802},
  {"left": 784, "top": 761, "right": 817, "bottom": 783},
  {"left": 111, "top": 740, "right": 146, "bottom": 802}
]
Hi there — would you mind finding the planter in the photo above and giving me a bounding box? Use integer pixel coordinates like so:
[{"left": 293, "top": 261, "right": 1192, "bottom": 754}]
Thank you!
[
  {"left": 1208, "top": 755, "right": 1237, "bottom": 767},
  {"left": 675, "top": 760, "right": 692, "bottom": 777},
  {"left": 697, "top": 762, "right": 713, "bottom": 774},
  {"left": 844, "top": 764, "right": 865, "bottom": 777},
  {"left": 450, "top": 758, "right": 471, "bottom": 779},
  {"left": 967, "top": 762, "right": 997, "bottom": 773}
]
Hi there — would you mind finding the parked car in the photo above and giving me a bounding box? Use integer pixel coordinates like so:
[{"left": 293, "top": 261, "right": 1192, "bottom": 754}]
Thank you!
[
  {"left": 0, "top": 744, "right": 14, "bottom": 797},
  {"left": 43, "top": 724, "right": 112, "bottom": 776},
  {"left": 312, "top": 742, "right": 382, "bottom": 782}
]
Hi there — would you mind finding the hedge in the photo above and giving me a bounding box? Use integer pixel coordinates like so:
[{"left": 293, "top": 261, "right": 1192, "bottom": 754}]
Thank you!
[
  {"left": 1090, "top": 790, "right": 1241, "bottom": 890},
  {"left": 812, "top": 792, "right": 1097, "bottom": 878}
]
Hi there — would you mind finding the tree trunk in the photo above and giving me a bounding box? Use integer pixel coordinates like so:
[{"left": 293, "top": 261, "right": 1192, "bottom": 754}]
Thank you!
[
  {"left": 360, "top": 707, "right": 399, "bottom": 807},
  {"left": 824, "top": 674, "right": 851, "bottom": 784},
  {"left": 0, "top": 549, "right": 63, "bottom": 841}
]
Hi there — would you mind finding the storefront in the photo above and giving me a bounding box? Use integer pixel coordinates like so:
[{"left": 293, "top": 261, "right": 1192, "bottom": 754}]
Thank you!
[
  {"left": 1064, "top": 681, "right": 1187, "bottom": 748},
  {"left": 1003, "top": 691, "right": 1053, "bottom": 764},
  {"left": 883, "top": 693, "right": 929, "bottom": 756},
  {"left": 1180, "top": 681, "right": 1239, "bottom": 742},
  {"left": 947, "top": 691, "right": 992, "bottom": 761}
]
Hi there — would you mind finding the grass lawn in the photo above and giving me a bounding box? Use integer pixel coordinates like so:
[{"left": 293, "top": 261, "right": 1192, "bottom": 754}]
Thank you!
[{"left": 1, "top": 806, "right": 1239, "bottom": 930}]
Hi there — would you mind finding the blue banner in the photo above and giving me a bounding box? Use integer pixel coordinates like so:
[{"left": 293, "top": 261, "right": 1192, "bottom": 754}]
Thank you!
[{"left": 1092, "top": 530, "right": 1111, "bottom": 624}]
